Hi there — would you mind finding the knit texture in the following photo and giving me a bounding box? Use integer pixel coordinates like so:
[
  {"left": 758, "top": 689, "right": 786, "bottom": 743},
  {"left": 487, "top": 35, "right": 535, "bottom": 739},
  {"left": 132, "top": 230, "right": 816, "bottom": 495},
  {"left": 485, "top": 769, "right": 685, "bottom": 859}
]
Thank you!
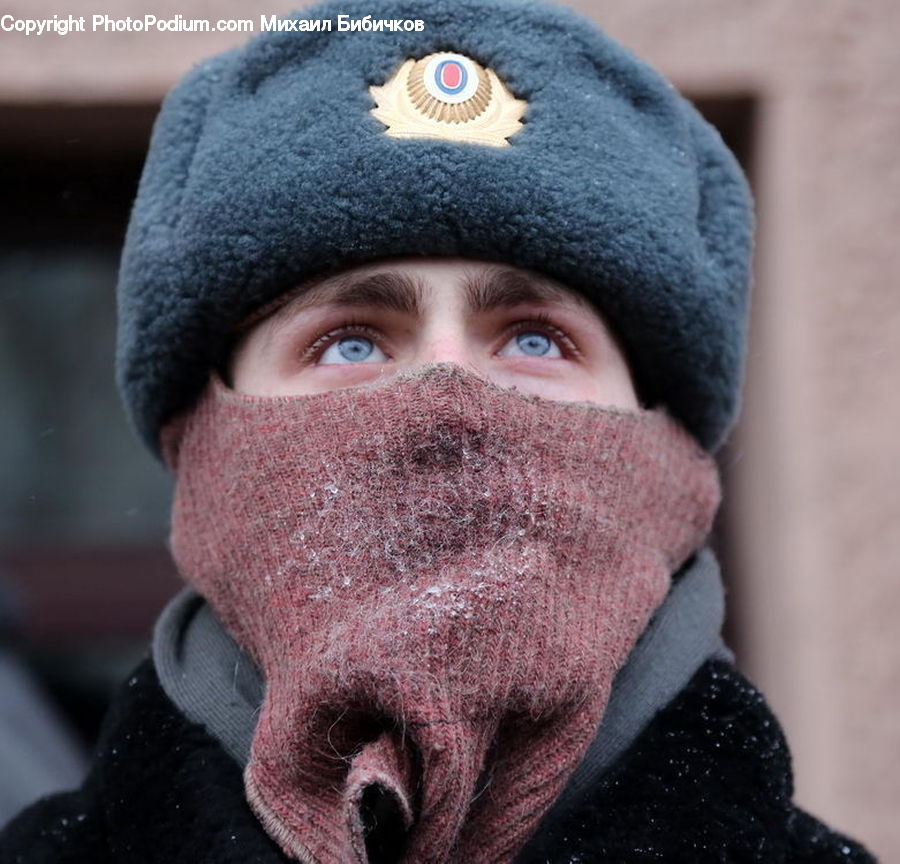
[
  {"left": 149, "top": 546, "right": 730, "bottom": 780},
  {"left": 117, "top": 0, "right": 753, "bottom": 457},
  {"left": 164, "top": 363, "right": 721, "bottom": 862}
]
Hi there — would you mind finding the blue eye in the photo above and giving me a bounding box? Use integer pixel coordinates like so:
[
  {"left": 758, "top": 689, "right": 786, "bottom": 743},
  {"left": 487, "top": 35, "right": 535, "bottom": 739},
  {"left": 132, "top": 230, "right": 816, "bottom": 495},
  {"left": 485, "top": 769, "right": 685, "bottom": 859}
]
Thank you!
[
  {"left": 338, "top": 336, "right": 373, "bottom": 361},
  {"left": 516, "top": 331, "right": 552, "bottom": 356},
  {"left": 499, "top": 328, "right": 562, "bottom": 359},
  {"left": 319, "top": 335, "right": 387, "bottom": 364}
]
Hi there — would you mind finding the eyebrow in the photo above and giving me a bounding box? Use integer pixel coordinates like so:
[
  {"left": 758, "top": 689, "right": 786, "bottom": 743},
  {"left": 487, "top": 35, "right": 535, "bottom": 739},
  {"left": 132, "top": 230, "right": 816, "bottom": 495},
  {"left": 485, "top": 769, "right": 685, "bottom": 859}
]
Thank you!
[{"left": 255, "top": 264, "right": 590, "bottom": 335}]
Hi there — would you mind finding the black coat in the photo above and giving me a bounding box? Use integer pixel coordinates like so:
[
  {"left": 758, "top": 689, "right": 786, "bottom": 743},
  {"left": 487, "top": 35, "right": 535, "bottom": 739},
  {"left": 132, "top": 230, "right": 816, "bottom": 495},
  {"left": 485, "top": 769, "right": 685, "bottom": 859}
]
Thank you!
[{"left": 0, "top": 657, "right": 875, "bottom": 863}]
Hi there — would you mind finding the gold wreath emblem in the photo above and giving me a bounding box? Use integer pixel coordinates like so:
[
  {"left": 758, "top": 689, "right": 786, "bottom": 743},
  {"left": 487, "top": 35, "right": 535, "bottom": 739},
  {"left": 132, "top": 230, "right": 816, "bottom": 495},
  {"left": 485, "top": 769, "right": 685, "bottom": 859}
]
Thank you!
[{"left": 369, "top": 52, "right": 527, "bottom": 147}]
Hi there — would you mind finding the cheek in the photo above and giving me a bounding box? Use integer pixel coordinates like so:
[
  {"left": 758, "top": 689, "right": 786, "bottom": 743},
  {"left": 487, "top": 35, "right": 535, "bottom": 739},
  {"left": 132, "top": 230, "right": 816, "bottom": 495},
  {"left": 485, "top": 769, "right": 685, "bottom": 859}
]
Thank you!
[
  {"left": 230, "top": 340, "right": 297, "bottom": 397},
  {"left": 550, "top": 366, "right": 640, "bottom": 410},
  {"left": 572, "top": 334, "right": 641, "bottom": 409},
  {"left": 231, "top": 366, "right": 288, "bottom": 398},
  {"left": 484, "top": 352, "right": 640, "bottom": 409},
  {"left": 587, "top": 380, "right": 640, "bottom": 410}
]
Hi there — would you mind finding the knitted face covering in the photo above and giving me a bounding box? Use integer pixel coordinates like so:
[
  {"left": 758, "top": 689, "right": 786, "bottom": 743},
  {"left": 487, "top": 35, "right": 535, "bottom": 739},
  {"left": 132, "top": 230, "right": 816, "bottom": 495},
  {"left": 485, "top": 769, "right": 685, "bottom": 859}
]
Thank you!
[{"left": 163, "top": 362, "right": 721, "bottom": 864}]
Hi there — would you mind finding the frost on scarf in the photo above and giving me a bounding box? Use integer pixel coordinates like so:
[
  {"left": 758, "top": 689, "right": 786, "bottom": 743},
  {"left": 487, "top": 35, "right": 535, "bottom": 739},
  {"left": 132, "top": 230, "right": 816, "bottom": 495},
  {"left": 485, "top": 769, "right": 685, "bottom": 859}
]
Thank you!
[{"left": 163, "top": 362, "right": 721, "bottom": 863}]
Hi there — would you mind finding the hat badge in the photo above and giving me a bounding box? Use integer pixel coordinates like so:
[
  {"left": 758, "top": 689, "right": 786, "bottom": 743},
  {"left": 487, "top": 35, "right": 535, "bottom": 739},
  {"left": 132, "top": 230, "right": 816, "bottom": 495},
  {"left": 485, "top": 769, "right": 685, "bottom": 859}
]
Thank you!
[{"left": 370, "top": 51, "right": 527, "bottom": 147}]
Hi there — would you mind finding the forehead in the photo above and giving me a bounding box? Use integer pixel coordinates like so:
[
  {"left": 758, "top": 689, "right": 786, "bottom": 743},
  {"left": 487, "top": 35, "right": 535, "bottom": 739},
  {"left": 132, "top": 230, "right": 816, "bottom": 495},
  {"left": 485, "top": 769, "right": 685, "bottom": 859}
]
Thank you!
[{"left": 240, "top": 258, "right": 594, "bottom": 333}]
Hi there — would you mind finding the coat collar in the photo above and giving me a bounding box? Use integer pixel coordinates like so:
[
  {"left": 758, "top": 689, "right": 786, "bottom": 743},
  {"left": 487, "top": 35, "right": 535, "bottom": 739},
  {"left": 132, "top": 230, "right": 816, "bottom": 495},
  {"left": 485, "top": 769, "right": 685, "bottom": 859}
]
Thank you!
[{"left": 2, "top": 652, "right": 874, "bottom": 863}]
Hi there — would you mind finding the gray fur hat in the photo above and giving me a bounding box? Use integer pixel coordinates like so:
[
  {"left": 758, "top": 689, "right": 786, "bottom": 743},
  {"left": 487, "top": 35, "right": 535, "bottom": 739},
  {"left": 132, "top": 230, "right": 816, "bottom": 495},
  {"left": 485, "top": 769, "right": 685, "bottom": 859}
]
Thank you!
[{"left": 116, "top": 0, "right": 753, "bottom": 456}]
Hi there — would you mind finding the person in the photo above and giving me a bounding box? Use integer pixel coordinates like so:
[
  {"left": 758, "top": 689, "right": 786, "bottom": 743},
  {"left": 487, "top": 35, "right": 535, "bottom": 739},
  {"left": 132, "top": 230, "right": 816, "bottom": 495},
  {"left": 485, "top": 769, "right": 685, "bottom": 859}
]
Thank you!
[{"left": 0, "top": 0, "right": 876, "bottom": 861}]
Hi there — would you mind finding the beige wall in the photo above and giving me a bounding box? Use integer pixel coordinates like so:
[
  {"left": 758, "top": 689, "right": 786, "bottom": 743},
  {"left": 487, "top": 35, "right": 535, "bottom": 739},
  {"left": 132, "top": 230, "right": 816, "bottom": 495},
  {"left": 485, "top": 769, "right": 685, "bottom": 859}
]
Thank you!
[{"left": 3, "top": 0, "right": 898, "bottom": 857}]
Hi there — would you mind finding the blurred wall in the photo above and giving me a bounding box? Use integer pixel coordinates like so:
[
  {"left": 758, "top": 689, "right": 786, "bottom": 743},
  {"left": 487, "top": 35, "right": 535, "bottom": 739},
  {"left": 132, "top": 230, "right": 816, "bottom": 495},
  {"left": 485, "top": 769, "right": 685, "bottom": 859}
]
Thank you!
[{"left": 1, "top": 0, "right": 898, "bottom": 858}]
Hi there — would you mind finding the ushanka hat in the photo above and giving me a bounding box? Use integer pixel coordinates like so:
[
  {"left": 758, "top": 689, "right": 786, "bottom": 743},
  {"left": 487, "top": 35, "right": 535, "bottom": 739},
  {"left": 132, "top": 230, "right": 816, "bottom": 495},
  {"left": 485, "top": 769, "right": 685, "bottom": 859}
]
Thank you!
[{"left": 116, "top": 0, "right": 753, "bottom": 456}]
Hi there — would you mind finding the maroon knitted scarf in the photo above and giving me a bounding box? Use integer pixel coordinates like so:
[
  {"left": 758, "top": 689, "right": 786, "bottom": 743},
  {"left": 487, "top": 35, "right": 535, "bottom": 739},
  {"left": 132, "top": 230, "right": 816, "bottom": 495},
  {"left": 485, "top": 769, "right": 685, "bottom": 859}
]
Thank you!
[{"left": 162, "top": 363, "right": 721, "bottom": 863}]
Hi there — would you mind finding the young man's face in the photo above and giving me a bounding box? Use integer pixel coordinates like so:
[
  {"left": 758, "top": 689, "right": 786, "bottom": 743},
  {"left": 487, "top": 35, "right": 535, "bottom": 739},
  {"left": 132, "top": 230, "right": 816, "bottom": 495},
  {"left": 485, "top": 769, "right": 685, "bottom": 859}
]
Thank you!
[{"left": 229, "top": 257, "right": 640, "bottom": 409}]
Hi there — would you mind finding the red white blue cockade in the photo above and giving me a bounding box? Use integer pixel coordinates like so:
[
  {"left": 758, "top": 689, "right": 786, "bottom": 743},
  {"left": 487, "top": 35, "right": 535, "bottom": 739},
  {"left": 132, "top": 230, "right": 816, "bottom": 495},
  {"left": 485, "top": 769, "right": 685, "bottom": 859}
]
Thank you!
[
  {"left": 422, "top": 52, "right": 481, "bottom": 104},
  {"left": 370, "top": 48, "right": 526, "bottom": 145}
]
